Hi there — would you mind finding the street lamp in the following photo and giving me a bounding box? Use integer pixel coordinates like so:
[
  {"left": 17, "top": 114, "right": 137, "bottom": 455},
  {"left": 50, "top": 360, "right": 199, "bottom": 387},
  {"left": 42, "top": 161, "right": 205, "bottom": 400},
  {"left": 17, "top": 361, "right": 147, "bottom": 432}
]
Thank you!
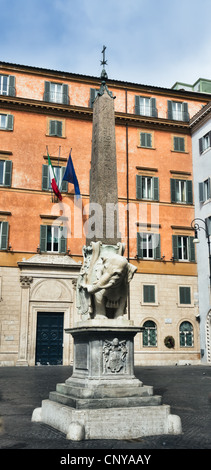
[{"left": 191, "top": 218, "right": 211, "bottom": 286}]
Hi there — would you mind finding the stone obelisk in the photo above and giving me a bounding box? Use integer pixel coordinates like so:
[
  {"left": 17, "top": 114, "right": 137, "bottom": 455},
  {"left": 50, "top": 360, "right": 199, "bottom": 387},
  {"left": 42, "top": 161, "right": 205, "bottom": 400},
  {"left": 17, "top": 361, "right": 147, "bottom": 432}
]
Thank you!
[
  {"left": 32, "top": 47, "right": 182, "bottom": 441},
  {"left": 86, "top": 65, "right": 120, "bottom": 245}
]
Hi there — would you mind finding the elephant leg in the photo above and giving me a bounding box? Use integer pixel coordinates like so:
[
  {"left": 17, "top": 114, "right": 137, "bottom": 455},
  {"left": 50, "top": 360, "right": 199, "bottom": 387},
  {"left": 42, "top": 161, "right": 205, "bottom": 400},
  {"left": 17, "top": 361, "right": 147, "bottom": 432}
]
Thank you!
[
  {"left": 93, "top": 291, "right": 107, "bottom": 318},
  {"left": 114, "top": 296, "right": 127, "bottom": 318}
]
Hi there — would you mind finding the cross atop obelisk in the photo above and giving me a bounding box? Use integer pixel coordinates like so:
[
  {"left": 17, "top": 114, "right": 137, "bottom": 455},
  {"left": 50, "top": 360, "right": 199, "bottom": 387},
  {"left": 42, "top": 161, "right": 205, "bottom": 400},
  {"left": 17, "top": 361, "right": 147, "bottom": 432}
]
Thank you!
[{"left": 86, "top": 46, "right": 120, "bottom": 245}]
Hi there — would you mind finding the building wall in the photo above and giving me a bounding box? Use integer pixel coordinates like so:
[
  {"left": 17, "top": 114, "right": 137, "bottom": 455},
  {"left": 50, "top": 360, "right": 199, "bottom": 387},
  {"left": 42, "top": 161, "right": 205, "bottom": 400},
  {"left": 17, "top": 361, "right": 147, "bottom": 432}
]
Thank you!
[
  {"left": 191, "top": 113, "right": 211, "bottom": 362},
  {"left": 0, "top": 62, "right": 210, "bottom": 365}
]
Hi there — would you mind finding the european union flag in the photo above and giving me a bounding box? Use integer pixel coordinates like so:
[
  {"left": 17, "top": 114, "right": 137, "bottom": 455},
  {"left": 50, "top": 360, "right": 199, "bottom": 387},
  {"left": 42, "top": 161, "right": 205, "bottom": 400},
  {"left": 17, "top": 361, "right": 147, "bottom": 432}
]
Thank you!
[{"left": 63, "top": 151, "right": 81, "bottom": 199}]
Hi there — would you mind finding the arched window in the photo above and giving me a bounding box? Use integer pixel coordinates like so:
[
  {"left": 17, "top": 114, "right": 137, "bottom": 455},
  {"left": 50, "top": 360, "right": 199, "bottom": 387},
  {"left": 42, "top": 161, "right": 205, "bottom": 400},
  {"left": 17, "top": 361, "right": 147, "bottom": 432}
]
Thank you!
[
  {"left": 143, "top": 320, "right": 157, "bottom": 347},
  {"left": 180, "top": 321, "right": 194, "bottom": 347}
]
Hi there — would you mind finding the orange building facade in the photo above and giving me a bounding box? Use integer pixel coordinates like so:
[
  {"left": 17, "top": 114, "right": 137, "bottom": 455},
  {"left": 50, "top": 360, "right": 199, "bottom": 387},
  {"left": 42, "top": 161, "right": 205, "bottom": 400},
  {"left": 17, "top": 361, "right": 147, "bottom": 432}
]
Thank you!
[{"left": 0, "top": 61, "right": 210, "bottom": 366}]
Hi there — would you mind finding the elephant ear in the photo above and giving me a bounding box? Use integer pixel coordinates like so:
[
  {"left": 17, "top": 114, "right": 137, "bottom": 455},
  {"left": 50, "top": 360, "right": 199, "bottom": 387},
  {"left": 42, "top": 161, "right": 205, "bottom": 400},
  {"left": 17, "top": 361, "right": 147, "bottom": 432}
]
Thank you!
[{"left": 127, "top": 263, "right": 137, "bottom": 282}]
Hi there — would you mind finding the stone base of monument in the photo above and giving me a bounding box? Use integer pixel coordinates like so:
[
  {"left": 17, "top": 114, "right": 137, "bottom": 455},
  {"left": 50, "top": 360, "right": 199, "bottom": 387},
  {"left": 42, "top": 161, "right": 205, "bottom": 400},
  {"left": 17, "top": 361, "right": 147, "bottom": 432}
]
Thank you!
[{"left": 32, "top": 320, "right": 182, "bottom": 440}]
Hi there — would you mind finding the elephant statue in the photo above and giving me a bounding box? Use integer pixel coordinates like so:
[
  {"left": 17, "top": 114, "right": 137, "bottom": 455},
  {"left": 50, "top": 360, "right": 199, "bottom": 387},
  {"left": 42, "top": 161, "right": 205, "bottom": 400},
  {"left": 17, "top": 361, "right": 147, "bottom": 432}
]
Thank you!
[{"left": 76, "top": 241, "right": 137, "bottom": 320}]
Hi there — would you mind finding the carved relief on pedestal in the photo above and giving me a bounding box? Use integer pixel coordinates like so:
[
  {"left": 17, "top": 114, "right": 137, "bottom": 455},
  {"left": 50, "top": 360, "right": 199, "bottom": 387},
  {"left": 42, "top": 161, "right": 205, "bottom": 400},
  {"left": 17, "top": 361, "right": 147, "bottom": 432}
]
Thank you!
[{"left": 103, "top": 338, "right": 128, "bottom": 374}]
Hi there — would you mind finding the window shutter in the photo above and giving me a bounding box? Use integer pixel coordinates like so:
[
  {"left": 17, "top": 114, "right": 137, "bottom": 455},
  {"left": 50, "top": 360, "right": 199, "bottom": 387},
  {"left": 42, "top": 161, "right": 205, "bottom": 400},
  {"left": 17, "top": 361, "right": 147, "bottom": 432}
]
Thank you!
[
  {"left": 136, "top": 175, "right": 142, "bottom": 199},
  {"left": 147, "top": 133, "right": 152, "bottom": 147},
  {"left": 42, "top": 164, "right": 49, "bottom": 190},
  {"left": 59, "top": 226, "right": 67, "bottom": 253},
  {"left": 189, "top": 236, "right": 195, "bottom": 262},
  {"left": 144, "top": 285, "right": 155, "bottom": 303},
  {"left": 44, "top": 81, "right": 50, "bottom": 102},
  {"left": 135, "top": 95, "right": 140, "bottom": 115},
  {"left": 186, "top": 180, "right": 193, "bottom": 204},
  {"left": 62, "top": 84, "right": 69, "bottom": 105},
  {"left": 153, "top": 177, "right": 159, "bottom": 201},
  {"left": 61, "top": 166, "right": 68, "bottom": 192},
  {"left": 180, "top": 287, "right": 191, "bottom": 304},
  {"left": 49, "top": 120, "right": 56, "bottom": 135},
  {"left": 199, "top": 137, "right": 203, "bottom": 154},
  {"left": 172, "top": 235, "right": 179, "bottom": 260},
  {"left": 182, "top": 102, "right": 189, "bottom": 122},
  {"left": 150, "top": 98, "right": 158, "bottom": 117},
  {"left": 208, "top": 177, "right": 211, "bottom": 199},
  {"left": 6, "top": 114, "right": 14, "bottom": 130},
  {"left": 167, "top": 100, "right": 173, "bottom": 119},
  {"left": 90, "top": 88, "right": 97, "bottom": 107},
  {"left": 56, "top": 121, "right": 62, "bottom": 137},
  {"left": 0, "top": 221, "right": 9, "bottom": 250},
  {"left": 8, "top": 75, "right": 15, "bottom": 96},
  {"left": 153, "top": 233, "right": 161, "bottom": 259},
  {"left": 40, "top": 225, "right": 47, "bottom": 252},
  {"left": 174, "top": 136, "right": 179, "bottom": 151},
  {"left": 170, "top": 179, "right": 176, "bottom": 203},
  {"left": 199, "top": 182, "right": 205, "bottom": 202},
  {"left": 4, "top": 160, "right": 12, "bottom": 187},
  {"left": 137, "top": 232, "right": 143, "bottom": 258}
]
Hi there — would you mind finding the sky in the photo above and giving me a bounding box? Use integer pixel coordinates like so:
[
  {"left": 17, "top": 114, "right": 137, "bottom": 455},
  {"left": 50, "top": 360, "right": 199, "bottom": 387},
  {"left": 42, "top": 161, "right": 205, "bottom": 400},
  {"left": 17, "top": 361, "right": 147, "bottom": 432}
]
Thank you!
[{"left": 1, "top": 0, "right": 211, "bottom": 89}]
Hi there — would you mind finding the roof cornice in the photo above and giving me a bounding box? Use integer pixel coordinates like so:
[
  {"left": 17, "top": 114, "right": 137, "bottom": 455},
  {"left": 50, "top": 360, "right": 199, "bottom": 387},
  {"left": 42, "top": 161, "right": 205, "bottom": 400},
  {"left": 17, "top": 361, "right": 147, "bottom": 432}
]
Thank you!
[
  {"left": 0, "top": 61, "right": 210, "bottom": 102},
  {"left": 0, "top": 94, "right": 191, "bottom": 132}
]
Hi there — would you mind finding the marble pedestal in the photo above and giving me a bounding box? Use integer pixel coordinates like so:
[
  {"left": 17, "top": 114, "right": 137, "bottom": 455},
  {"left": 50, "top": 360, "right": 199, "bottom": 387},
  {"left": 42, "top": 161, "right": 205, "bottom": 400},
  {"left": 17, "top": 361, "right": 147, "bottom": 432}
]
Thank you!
[{"left": 32, "top": 320, "right": 182, "bottom": 440}]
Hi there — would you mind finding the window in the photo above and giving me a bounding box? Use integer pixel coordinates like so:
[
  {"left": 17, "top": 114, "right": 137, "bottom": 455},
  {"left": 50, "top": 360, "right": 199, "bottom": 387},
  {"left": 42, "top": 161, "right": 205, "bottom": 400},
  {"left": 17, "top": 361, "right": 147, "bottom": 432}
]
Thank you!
[
  {"left": 40, "top": 225, "right": 67, "bottom": 253},
  {"left": 179, "top": 286, "right": 191, "bottom": 305},
  {"left": 135, "top": 96, "right": 158, "bottom": 117},
  {"left": 180, "top": 321, "right": 194, "bottom": 347},
  {"left": 199, "top": 178, "right": 211, "bottom": 202},
  {"left": 199, "top": 131, "right": 211, "bottom": 154},
  {"left": 140, "top": 132, "right": 153, "bottom": 148},
  {"left": 49, "top": 120, "right": 63, "bottom": 137},
  {"left": 172, "top": 235, "right": 195, "bottom": 262},
  {"left": 143, "top": 285, "right": 156, "bottom": 303},
  {"left": 167, "top": 101, "right": 189, "bottom": 121},
  {"left": 0, "top": 221, "right": 9, "bottom": 250},
  {"left": 143, "top": 321, "right": 157, "bottom": 347},
  {"left": 44, "top": 81, "right": 69, "bottom": 104},
  {"left": 137, "top": 232, "right": 161, "bottom": 260},
  {"left": 42, "top": 164, "right": 68, "bottom": 193},
  {"left": 136, "top": 175, "right": 159, "bottom": 201},
  {"left": 0, "top": 160, "right": 12, "bottom": 187},
  {"left": 170, "top": 179, "right": 193, "bottom": 204},
  {"left": 173, "top": 136, "right": 185, "bottom": 152},
  {"left": 0, "top": 75, "right": 15, "bottom": 96},
  {"left": 0, "top": 114, "right": 14, "bottom": 131}
]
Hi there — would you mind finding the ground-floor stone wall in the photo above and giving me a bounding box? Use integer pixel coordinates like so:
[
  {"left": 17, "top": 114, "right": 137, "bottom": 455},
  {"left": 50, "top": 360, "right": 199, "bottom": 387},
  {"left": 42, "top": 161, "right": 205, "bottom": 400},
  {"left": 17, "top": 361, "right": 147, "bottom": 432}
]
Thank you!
[
  {"left": 0, "top": 265, "right": 202, "bottom": 366},
  {"left": 130, "top": 272, "right": 201, "bottom": 365}
]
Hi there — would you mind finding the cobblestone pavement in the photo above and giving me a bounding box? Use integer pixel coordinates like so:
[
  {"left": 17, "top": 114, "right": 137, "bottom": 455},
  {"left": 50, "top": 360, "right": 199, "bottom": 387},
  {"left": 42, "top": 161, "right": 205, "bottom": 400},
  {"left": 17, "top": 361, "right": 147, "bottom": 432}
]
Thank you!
[{"left": 0, "top": 365, "right": 211, "bottom": 451}]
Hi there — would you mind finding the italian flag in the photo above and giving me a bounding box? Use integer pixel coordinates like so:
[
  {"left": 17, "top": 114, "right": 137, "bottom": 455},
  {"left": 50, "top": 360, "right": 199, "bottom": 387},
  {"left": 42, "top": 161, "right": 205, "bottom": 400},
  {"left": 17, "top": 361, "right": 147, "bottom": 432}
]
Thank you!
[{"left": 48, "top": 153, "right": 62, "bottom": 201}]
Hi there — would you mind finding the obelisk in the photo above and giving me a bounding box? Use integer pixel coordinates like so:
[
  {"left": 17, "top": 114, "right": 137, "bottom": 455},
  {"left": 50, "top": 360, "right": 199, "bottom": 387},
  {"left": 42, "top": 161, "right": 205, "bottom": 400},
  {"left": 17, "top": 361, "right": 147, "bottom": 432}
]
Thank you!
[
  {"left": 32, "top": 47, "right": 182, "bottom": 441},
  {"left": 86, "top": 61, "right": 120, "bottom": 245}
]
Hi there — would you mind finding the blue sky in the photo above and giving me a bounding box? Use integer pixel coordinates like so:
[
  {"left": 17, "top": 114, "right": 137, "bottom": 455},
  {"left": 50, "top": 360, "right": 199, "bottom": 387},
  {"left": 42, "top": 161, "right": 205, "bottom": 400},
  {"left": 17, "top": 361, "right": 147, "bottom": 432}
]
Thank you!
[{"left": 1, "top": 0, "right": 211, "bottom": 88}]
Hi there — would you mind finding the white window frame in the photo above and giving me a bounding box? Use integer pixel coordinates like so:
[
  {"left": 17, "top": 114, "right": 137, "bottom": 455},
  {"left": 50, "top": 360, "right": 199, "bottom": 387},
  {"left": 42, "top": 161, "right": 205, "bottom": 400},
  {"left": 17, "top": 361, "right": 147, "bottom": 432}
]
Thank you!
[
  {"left": 0, "top": 114, "right": 8, "bottom": 129},
  {"left": 178, "top": 236, "right": 189, "bottom": 261},
  {"left": 139, "top": 97, "right": 151, "bottom": 116},
  {"left": 0, "top": 160, "right": 5, "bottom": 185},
  {"left": 175, "top": 180, "right": 186, "bottom": 203},
  {"left": 49, "top": 83, "right": 63, "bottom": 103},
  {"left": 46, "top": 225, "right": 60, "bottom": 253},
  {"left": 172, "top": 102, "right": 183, "bottom": 120},
  {"left": 141, "top": 176, "right": 153, "bottom": 200},
  {"left": 0, "top": 75, "right": 9, "bottom": 95},
  {"left": 142, "top": 233, "right": 154, "bottom": 259}
]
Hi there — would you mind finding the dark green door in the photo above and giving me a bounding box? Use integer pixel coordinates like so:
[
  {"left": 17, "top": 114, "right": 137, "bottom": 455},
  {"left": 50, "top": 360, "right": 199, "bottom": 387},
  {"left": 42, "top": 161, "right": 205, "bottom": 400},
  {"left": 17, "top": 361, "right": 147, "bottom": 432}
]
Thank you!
[{"left": 35, "top": 313, "right": 64, "bottom": 365}]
